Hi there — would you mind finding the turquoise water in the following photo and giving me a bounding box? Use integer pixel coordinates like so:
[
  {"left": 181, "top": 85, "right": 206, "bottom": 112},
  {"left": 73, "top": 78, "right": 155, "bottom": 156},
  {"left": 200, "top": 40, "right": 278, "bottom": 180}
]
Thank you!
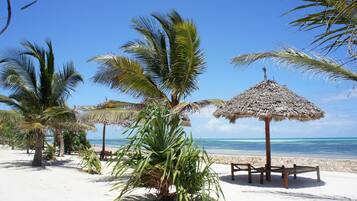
[{"left": 89, "top": 137, "right": 357, "bottom": 159}]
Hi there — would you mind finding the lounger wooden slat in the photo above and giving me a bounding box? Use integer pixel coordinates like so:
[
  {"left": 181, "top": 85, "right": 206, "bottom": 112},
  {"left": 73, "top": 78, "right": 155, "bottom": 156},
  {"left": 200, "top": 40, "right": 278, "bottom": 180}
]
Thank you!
[{"left": 231, "top": 163, "right": 265, "bottom": 184}]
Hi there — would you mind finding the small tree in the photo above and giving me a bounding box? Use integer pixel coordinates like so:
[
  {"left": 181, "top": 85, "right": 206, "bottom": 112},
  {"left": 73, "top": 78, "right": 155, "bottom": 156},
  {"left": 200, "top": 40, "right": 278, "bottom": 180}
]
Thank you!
[{"left": 110, "top": 104, "right": 223, "bottom": 201}]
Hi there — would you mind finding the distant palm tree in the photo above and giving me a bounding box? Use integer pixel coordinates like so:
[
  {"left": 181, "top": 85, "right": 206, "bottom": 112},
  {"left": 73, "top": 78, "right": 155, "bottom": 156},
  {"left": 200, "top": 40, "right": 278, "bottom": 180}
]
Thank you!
[
  {"left": 0, "top": 41, "right": 83, "bottom": 166},
  {"left": 89, "top": 10, "right": 222, "bottom": 123}
]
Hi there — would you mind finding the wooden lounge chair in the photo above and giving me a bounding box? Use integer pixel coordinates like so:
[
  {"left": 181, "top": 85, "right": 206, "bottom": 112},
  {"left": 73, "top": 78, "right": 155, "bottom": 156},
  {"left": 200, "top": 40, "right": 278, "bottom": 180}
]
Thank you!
[
  {"left": 231, "top": 163, "right": 265, "bottom": 184},
  {"left": 270, "top": 164, "right": 321, "bottom": 188},
  {"left": 99, "top": 150, "right": 112, "bottom": 160}
]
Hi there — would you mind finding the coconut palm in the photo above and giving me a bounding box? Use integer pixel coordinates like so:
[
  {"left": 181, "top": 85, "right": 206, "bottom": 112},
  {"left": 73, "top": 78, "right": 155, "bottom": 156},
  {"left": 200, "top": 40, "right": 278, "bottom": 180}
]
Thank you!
[
  {"left": 286, "top": 0, "right": 356, "bottom": 57},
  {"left": 0, "top": 40, "right": 83, "bottom": 166},
  {"left": 89, "top": 10, "right": 223, "bottom": 124}
]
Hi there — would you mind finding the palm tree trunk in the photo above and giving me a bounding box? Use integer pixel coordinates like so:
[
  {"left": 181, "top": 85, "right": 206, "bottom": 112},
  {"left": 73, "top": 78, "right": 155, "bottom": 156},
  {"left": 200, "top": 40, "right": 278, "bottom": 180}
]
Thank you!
[
  {"left": 100, "top": 123, "right": 106, "bottom": 160},
  {"left": 58, "top": 130, "right": 65, "bottom": 157},
  {"left": 26, "top": 132, "right": 31, "bottom": 154},
  {"left": 32, "top": 131, "right": 43, "bottom": 166}
]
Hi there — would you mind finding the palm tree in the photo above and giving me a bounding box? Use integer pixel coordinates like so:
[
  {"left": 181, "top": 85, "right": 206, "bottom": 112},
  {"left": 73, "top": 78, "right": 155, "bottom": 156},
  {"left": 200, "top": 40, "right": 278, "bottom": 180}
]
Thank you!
[
  {"left": 87, "top": 10, "right": 223, "bottom": 150},
  {"left": 0, "top": 41, "right": 83, "bottom": 166},
  {"left": 90, "top": 10, "right": 222, "bottom": 117}
]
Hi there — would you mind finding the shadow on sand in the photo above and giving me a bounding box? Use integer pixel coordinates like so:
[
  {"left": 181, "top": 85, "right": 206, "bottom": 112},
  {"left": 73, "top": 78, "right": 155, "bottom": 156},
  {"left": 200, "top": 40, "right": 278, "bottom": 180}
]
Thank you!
[
  {"left": 121, "top": 194, "right": 156, "bottom": 201},
  {"left": 242, "top": 190, "right": 355, "bottom": 201},
  {"left": 220, "top": 174, "right": 325, "bottom": 189},
  {"left": 0, "top": 158, "right": 81, "bottom": 171}
]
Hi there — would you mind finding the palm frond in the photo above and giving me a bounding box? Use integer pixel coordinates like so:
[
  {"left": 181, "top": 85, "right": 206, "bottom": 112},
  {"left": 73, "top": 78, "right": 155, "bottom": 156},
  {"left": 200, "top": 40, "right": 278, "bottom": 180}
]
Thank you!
[
  {"left": 0, "top": 110, "right": 23, "bottom": 123},
  {"left": 173, "top": 21, "right": 205, "bottom": 99},
  {"left": 90, "top": 55, "right": 166, "bottom": 99},
  {"left": 52, "top": 62, "right": 83, "bottom": 104},
  {"left": 286, "top": 0, "right": 357, "bottom": 56},
  {"left": 172, "top": 99, "right": 225, "bottom": 114},
  {"left": 232, "top": 48, "right": 357, "bottom": 82},
  {"left": 0, "top": 95, "right": 25, "bottom": 111}
]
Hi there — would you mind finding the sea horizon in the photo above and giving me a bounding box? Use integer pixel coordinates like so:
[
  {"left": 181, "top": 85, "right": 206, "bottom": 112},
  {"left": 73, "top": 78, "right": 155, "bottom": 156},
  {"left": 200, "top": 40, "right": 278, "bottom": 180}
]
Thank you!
[{"left": 89, "top": 137, "right": 357, "bottom": 159}]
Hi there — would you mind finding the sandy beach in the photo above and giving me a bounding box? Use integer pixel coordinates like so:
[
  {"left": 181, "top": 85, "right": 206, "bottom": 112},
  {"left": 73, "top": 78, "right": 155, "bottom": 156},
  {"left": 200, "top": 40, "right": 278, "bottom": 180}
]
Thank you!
[
  {"left": 1, "top": 147, "right": 357, "bottom": 201},
  {"left": 92, "top": 145, "right": 357, "bottom": 173}
]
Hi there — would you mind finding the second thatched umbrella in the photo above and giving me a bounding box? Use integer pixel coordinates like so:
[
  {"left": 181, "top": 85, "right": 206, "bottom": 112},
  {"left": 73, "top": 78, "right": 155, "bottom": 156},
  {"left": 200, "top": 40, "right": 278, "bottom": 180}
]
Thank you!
[
  {"left": 213, "top": 78, "right": 324, "bottom": 180},
  {"left": 79, "top": 101, "right": 141, "bottom": 159}
]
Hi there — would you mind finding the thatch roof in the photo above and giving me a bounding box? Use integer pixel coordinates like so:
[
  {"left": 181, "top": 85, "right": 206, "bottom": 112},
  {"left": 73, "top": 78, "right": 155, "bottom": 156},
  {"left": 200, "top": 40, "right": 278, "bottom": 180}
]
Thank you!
[
  {"left": 79, "top": 108, "right": 136, "bottom": 126},
  {"left": 213, "top": 80, "right": 324, "bottom": 122}
]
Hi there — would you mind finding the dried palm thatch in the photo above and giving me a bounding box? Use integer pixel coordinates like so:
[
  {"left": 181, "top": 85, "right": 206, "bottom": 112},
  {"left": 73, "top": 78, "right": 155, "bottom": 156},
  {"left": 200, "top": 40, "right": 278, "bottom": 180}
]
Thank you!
[
  {"left": 79, "top": 108, "right": 137, "bottom": 126},
  {"left": 214, "top": 79, "right": 325, "bottom": 181},
  {"left": 214, "top": 80, "right": 324, "bottom": 122}
]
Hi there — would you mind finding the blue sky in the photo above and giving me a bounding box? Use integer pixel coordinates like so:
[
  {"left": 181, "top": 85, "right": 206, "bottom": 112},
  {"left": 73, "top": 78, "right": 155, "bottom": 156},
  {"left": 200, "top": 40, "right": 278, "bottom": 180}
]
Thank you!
[{"left": 0, "top": 0, "right": 356, "bottom": 139}]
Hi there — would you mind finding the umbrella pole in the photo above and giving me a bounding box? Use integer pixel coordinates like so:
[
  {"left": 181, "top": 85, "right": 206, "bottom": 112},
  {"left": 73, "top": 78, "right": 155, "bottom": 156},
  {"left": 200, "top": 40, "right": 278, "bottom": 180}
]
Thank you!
[
  {"left": 101, "top": 123, "right": 107, "bottom": 160},
  {"left": 265, "top": 117, "right": 271, "bottom": 181}
]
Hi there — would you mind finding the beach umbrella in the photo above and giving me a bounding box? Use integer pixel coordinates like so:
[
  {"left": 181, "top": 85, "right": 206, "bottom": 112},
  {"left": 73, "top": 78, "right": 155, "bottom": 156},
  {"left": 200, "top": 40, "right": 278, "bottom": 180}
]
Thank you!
[
  {"left": 79, "top": 102, "right": 139, "bottom": 159},
  {"left": 213, "top": 69, "right": 324, "bottom": 180}
]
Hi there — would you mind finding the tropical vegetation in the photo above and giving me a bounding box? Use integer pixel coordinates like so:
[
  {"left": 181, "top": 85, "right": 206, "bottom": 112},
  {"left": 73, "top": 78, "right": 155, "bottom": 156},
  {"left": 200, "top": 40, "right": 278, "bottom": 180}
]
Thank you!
[
  {"left": 80, "top": 148, "right": 102, "bottom": 174},
  {"left": 110, "top": 104, "right": 223, "bottom": 201},
  {"left": 233, "top": 0, "right": 356, "bottom": 83},
  {"left": 86, "top": 10, "right": 223, "bottom": 125},
  {"left": 0, "top": 40, "right": 83, "bottom": 166}
]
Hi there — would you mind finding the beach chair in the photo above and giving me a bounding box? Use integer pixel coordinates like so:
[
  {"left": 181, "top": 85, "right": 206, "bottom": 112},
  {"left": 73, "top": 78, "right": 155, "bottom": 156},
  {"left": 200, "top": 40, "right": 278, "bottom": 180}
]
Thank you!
[
  {"left": 99, "top": 150, "right": 112, "bottom": 160},
  {"left": 270, "top": 164, "right": 321, "bottom": 188},
  {"left": 231, "top": 163, "right": 265, "bottom": 184}
]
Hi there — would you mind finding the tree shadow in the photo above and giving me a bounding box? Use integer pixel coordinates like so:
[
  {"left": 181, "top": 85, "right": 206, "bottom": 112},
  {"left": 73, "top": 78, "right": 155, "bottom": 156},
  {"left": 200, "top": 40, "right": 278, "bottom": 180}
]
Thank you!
[
  {"left": 243, "top": 190, "right": 355, "bottom": 201},
  {"left": 0, "top": 158, "right": 81, "bottom": 171},
  {"left": 121, "top": 194, "right": 156, "bottom": 201},
  {"left": 220, "top": 174, "right": 325, "bottom": 189},
  {"left": 90, "top": 175, "right": 118, "bottom": 183},
  {"left": 0, "top": 160, "right": 45, "bottom": 171}
]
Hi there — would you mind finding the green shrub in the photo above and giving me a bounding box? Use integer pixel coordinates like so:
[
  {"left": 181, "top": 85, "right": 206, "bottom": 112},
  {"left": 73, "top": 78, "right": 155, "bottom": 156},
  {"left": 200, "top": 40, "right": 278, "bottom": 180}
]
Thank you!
[
  {"left": 44, "top": 142, "right": 56, "bottom": 161},
  {"left": 80, "top": 149, "right": 101, "bottom": 174},
  {"left": 64, "top": 130, "right": 91, "bottom": 154},
  {"left": 110, "top": 104, "right": 223, "bottom": 201}
]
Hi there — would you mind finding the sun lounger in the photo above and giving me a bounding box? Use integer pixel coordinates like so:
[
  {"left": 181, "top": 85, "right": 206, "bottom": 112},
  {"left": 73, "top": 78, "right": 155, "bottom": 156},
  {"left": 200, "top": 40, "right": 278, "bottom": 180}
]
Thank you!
[
  {"left": 96, "top": 150, "right": 112, "bottom": 160},
  {"left": 231, "top": 163, "right": 265, "bottom": 184},
  {"left": 270, "top": 164, "right": 321, "bottom": 188}
]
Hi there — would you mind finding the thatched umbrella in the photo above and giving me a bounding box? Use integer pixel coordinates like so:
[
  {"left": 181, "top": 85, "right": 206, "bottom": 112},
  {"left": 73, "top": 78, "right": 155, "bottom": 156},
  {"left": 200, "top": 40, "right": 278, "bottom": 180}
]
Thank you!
[
  {"left": 213, "top": 71, "right": 324, "bottom": 180},
  {"left": 79, "top": 106, "right": 137, "bottom": 159}
]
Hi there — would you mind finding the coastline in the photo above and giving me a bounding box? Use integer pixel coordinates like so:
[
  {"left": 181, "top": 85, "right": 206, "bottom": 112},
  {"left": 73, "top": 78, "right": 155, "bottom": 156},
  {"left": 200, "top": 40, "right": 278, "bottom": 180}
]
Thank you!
[{"left": 91, "top": 145, "right": 357, "bottom": 173}]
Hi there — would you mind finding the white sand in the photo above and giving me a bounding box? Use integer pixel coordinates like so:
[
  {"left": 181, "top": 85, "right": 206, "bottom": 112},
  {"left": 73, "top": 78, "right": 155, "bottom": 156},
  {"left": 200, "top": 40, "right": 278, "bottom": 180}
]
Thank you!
[{"left": 1, "top": 148, "right": 357, "bottom": 201}]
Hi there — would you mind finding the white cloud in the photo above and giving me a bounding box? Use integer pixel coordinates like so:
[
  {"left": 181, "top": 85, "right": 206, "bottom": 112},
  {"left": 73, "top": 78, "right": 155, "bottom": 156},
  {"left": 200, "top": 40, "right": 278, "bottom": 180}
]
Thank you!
[{"left": 323, "top": 89, "right": 357, "bottom": 102}]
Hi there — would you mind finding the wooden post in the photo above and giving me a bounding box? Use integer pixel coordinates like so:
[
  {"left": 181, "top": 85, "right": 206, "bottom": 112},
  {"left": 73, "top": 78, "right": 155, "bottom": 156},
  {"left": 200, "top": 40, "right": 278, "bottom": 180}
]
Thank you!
[
  {"left": 283, "top": 170, "right": 289, "bottom": 188},
  {"left": 231, "top": 163, "right": 235, "bottom": 181},
  {"left": 265, "top": 117, "right": 271, "bottom": 181},
  {"left": 317, "top": 166, "right": 321, "bottom": 182},
  {"left": 100, "top": 123, "right": 107, "bottom": 160},
  {"left": 248, "top": 164, "right": 252, "bottom": 183},
  {"left": 293, "top": 164, "right": 297, "bottom": 179}
]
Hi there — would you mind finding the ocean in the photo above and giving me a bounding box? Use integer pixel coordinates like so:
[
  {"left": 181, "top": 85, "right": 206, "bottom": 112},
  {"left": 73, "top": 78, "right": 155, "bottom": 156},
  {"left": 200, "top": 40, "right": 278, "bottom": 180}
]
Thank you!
[{"left": 89, "top": 137, "right": 357, "bottom": 159}]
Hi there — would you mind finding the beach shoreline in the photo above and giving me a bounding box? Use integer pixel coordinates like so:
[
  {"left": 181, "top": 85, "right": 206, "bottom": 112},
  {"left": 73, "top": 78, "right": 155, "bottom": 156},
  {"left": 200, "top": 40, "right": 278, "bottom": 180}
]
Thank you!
[{"left": 90, "top": 145, "right": 357, "bottom": 173}]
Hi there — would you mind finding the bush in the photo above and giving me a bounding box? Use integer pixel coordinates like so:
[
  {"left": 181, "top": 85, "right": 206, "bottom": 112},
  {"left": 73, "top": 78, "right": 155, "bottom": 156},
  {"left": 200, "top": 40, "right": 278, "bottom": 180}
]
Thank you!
[
  {"left": 80, "top": 149, "right": 101, "bottom": 174},
  {"left": 110, "top": 104, "right": 223, "bottom": 201},
  {"left": 44, "top": 142, "right": 56, "bottom": 161},
  {"left": 63, "top": 130, "right": 91, "bottom": 154}
]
